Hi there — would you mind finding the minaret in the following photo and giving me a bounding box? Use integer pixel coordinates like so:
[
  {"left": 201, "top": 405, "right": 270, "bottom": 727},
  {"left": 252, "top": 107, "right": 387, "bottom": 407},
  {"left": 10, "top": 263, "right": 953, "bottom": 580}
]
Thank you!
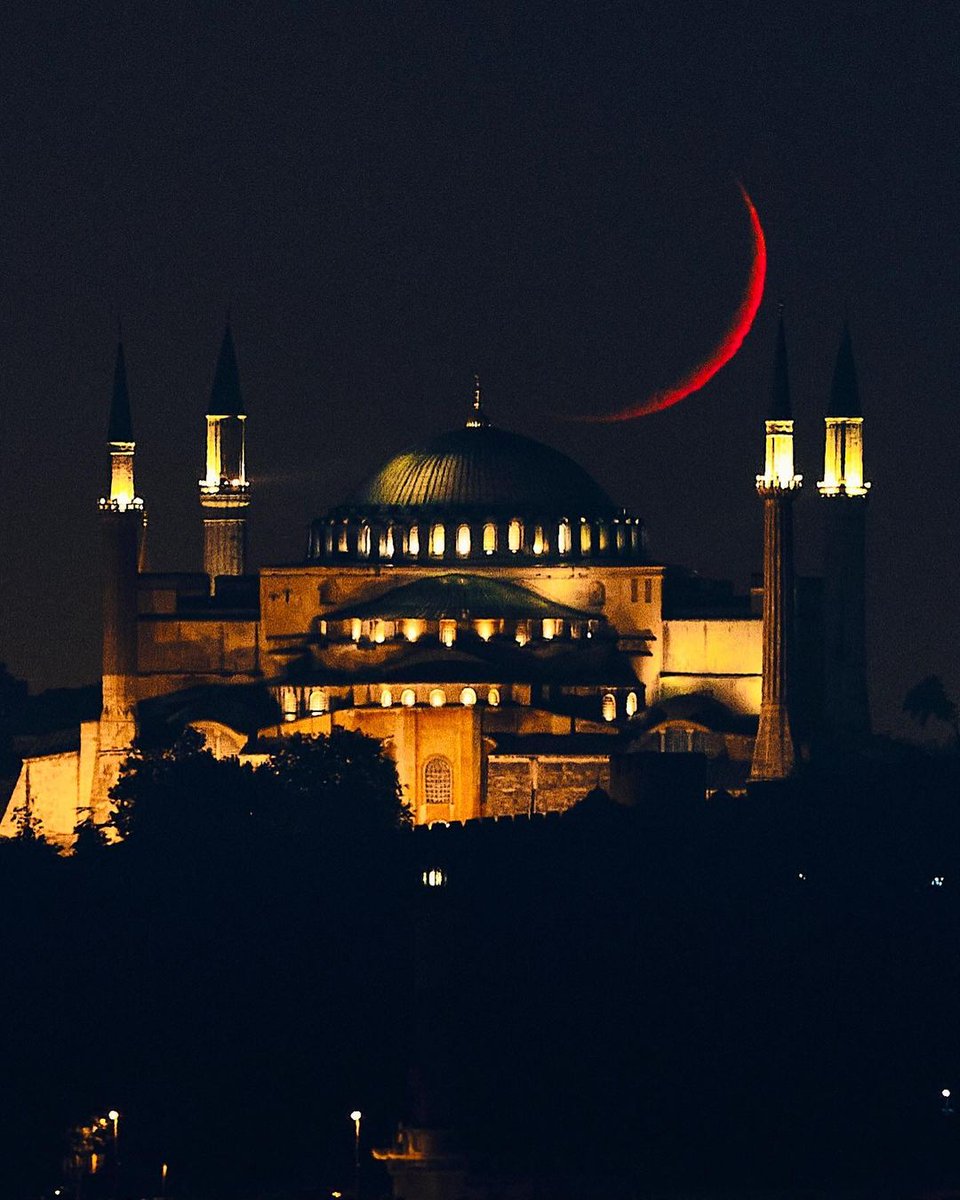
[
  {"left": 93, "top": 338, "right": 143, "bottom": 818},
  {"left": 750, "top": 314, "right": 801, "bottom": 782},
  {"left": 818, "top": 324, "right": 871, "bottom": 737},
  {"left": 199, "top": 325, "right": 249, "bottom": 594}
]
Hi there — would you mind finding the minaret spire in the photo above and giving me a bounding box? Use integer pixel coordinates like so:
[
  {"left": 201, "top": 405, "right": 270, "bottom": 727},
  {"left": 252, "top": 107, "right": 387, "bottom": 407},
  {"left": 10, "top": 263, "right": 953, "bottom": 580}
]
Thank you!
[
  {"left": 818, "top": 323, "right": 871, "bottom": 738},
  {"left": 751, "top": 312, "right": 801, "bottom": 782},
  {"left": 465, "top": 372, "right": 490, "bottom": 429},
  {"left": 199, "top": 323, "right": 250, "bottom": 593}
]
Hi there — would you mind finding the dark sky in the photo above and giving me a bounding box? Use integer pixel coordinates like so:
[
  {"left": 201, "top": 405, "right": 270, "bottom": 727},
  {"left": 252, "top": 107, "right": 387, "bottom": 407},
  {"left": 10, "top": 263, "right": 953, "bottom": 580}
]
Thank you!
[{"left": 0, "top": 0, "right": 955, "bottom": 736}]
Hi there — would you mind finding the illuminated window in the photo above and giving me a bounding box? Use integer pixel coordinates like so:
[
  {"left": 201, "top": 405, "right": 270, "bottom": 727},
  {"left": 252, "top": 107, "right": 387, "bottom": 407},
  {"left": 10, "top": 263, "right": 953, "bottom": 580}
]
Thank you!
[
  {"left": 429, "top": 688, "right": 446, "bottom": 708},
  {"left": 324, "top": 528, "right": 334, "bottom": 554},
  {"left": 487, "top": 687, "right": 500, "bottom": 707},
  {"left": 439, "top": 619, "right": 457, "bottom": 647},
  {"left": 307, "top": 688, "right": 326, "bottom": 715},
  {"left": 421, "top": 867, "right": 447, "bottom": 887},
  {"left": 601, "top": 692, "right": 616, "bottom": 722},
  {"left": 580, "top": 522, "right": 592, "bottom": 554},
  {"left": 424, "top": 756, "right": 452, "bottom": 805},
  {"left": 532, "top": 525, "right": 545, "bottom": 555},
  {"left": 373, "top": 619, "right": 386, "bottom": 644},
  {"left": 460, "top": 687, "right": 477, "bottom": 707},
  {"left": 350, "top": 618, "right": 362, "bottom": 642},
  {"left": 282, "top": 688, "right": 298, "bottom": 721},
  {"left": 358, "top": 524, "right": 371, "bottom": 557},
  {"left": 380, "top": 526, "right": 395, "bottom": 558},
  {"left": 456, "top": 524, "right": 471, "bottom": 556},
  {"left": 430, "top": 523, "right": 445, "bottom": 556},
  {"left": 508, "top": 519, "right": 522, "bottom": 552},
  {"left": 401, "top": 688, "right": 416, "bottom": 707},
  {"left": 625, "top": 690, "right": 638, "bottom": 717},
  {"left": 404, "top": 619, "right": 424, "bottom": 642},
  {"left": 542, "top": 618, "right": 556, "bottom": 640},
  {"left": 338, "top": 522, "right": 349, "bottom": 552},
  {"left": 483, "top": 523, "right": 497, "bottom": 553},
  {"left": 475, "top": 619, "right": 496, "bottom": 641},
  {"left": 515, "top": 621, "right": 529, "bottom": 646},
  {"left": 597, "top": 523, "right": 609, "bottom": 551},
  {"left": 380, "top": 687, "right": 393, "bottom": 707},
  {"left": 407, "top": 525, "right": 420, "bottom": 556},
  {"left": 615, "top": 525, "right": 626, "bottom": 553},
  {"left": 558, "top": 520, "right": 572, "bottom": 554}
]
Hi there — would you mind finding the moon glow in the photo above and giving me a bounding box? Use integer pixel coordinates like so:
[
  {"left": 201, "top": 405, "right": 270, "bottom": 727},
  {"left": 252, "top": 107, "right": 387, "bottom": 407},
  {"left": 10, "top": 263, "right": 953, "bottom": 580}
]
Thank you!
[{"left": 594, "top": 183, "right": 767, "bottom": 422}]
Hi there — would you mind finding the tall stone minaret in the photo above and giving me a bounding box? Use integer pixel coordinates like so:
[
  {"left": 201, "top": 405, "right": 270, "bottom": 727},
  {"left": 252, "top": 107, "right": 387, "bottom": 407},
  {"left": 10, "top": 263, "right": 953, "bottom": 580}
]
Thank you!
[
  {"left": 818, "top": 324, "right": 871, "bottom": 738},
  {"left": 199, "top": 325, "right": 249, "bottom": 594},
  {"left": 93, "top": 339, "right": 143, "bottom": 818},
  {"left": 750, "top": 314, "right": 802, "bottom": 782}
]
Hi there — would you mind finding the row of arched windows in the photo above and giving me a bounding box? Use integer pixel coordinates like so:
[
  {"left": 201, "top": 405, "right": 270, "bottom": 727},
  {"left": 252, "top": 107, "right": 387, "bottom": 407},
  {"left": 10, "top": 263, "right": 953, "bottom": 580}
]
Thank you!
[
  {"left": 315, "top": 514, "right": 643, "bottom": 562},
  {"left": 277, "top": 684, "right": 502, "bottom": 720}
]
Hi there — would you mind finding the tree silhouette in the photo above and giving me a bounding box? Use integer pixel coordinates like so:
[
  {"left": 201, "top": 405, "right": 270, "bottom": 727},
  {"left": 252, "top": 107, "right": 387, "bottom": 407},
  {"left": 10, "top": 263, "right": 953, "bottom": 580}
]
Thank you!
[{"left": 903, "top": 674, "right": 960, "bottom": 746}]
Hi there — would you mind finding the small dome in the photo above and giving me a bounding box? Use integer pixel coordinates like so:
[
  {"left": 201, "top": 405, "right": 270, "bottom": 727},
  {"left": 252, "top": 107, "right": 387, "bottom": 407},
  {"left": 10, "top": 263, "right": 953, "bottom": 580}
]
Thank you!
[{"left": 352, "top": 423, "right": 614, "bottom": 513}]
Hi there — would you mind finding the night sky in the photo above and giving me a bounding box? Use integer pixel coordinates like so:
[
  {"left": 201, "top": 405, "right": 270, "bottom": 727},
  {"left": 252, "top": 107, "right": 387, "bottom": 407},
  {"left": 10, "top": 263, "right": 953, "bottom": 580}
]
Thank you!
[{"left": 0, "top": 1, "right": 955, "bottom": 737}]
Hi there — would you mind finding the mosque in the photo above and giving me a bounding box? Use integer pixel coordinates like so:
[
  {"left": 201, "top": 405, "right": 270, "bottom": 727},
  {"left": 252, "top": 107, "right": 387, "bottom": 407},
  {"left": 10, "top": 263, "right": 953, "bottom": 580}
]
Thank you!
[{"left": 0, "top": 319, "right": 871, "bottom": 846}]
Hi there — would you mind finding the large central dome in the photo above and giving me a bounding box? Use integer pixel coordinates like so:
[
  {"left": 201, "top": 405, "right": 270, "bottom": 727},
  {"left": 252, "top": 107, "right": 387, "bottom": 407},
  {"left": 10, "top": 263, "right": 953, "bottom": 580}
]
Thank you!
[{"left": 352, "top": 421, "right": 614, "bottom": 512}]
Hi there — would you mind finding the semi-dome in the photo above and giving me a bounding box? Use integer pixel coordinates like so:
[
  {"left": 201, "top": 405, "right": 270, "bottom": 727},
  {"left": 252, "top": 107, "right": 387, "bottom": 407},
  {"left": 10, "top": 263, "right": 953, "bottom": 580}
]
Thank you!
[{"left": 352, "top": 422, "right": 614, "bottom": 513}]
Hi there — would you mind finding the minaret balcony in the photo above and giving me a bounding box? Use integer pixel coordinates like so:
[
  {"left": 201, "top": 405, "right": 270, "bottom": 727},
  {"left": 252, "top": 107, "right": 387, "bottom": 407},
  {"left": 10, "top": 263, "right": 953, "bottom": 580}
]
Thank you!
[{"left": 98, "top": 496, "right": 144, "bottom": 512}]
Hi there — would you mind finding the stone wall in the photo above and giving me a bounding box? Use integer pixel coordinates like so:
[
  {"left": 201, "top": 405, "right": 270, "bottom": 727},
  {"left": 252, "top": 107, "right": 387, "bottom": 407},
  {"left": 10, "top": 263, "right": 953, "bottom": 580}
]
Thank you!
[{"left": 484, "top": 757, "right": 610, "bottom": 818}]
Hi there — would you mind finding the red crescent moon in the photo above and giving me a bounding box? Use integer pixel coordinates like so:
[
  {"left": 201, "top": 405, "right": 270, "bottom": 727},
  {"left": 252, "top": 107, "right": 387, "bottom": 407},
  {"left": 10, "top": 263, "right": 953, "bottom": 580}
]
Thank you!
[{"left": 590, "top": 183, "right": 766, "bottom": 422}]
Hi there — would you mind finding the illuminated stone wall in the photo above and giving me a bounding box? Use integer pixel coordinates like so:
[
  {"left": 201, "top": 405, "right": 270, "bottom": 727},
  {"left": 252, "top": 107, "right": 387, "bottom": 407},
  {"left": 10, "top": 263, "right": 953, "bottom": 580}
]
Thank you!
[{"left": 485, "top": 757, "right": 611, "bottom": 817}]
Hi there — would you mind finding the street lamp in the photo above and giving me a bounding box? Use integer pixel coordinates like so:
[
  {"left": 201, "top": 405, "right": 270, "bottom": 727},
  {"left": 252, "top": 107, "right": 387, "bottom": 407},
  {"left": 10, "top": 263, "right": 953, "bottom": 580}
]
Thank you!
[
  {"left": 107, "top": 1110, "right": 119, "bottom": 1199},
  {"left": 350, "top": 1110, "right": 362, "bottom": 1200}
]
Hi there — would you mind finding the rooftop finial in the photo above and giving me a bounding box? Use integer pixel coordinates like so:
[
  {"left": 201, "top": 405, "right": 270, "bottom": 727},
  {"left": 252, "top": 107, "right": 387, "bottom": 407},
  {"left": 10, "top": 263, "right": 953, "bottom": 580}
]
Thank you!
[{"left": 466, "top": 372, "right": 490, "bottom": 428}]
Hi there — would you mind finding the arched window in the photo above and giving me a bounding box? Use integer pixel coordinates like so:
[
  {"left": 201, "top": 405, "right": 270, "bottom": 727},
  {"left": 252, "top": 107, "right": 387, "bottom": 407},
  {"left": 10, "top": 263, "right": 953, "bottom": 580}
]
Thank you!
[
  {"left": 532, "top": 525, "right": 545, "bottom": 555},
  {"left": 456, "top": 524, "right": 471, "bottom": 556},
  {"left": 380, "top": 526, "right": 395, "bottom": 558},
  {"left": 601, "top": 692, "right": 616, "bottom": 722},
  {"left": 307, "top": 688, "right": 326, "bottom": 716},
  {"left": 324, "top": 527, "right": 334, "bottom": 555},
  {"left": 515, "top": 621, "right": 530, "bottom": 647},
  {"left": 424, "top": 756, "right": 453, "bottom": 806},
  {"left": 400, "top": 688, "right": 416, "bottom": 707},
  {"left": 597, "top": 522, "right": 609, "bottom": 552},
  {"left": 430, "top": 523, "right": 445, "bottom": 556},
  {"left": 487, "top": 687, "right": 500, "bottom": 707},
  {"left": 373, "top": 620, "right": 386, "bottom": 644},
  {"left": 439, "top": 619, "right": 457, "bottom": 647},
  {"left": 460, "top": 687, "right": 477, "bottom": 707},
  {"left": 380, "top": 687, "right": 393, "bottom": 707},
  {"left": 580, "top": 522, "right": 592, "bottom": 554},
  {"left": 429, "top": 688, "right": 446, "bottom": 708},
  {"left": 615, "top": 524, "right": 626, "bottom": 553},
  {"left": 407, "top": 525, "right": 420, "bottom": 556},
  {"left": 350, "top": 618, "right": 362, "bottom": 642},
  {"left": 358, "top": 523, "right": 371, "bottom": 558},
  {"left": 625, "top": 690, "right": 638, "bottom": 717},
  {"left": 483, "top": 523, "right": 497, "bottom": 554},
  {"left": 558, "top": 520, "right": 572, "bottom": 554},
  {"left": 338, "top": 522, "right": 349, "bottom": 552},
  {"left": 508, "top": 519, "right": 522, "bottom": 552},
  {"left": 281, "top": 687, "right": 298, "bottom": 721},
  {"left": 542, "top": 618, "right": 556, "bottom": 640}
]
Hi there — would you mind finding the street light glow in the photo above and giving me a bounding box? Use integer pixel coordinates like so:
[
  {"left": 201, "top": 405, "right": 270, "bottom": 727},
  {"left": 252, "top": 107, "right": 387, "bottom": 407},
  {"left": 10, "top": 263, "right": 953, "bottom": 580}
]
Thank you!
[
  {"left": 350, "top": 1109, "right": 362, "bottom": 1121},
  {"left": 943, "top": 1088, "right": 951, "bottom": 1099}
]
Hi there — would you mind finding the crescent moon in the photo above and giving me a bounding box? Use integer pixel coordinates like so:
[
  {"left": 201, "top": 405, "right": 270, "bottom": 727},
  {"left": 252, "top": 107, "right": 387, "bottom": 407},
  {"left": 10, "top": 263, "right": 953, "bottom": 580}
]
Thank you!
[{"left": 590, "top": 182, "right": 766, "bottom": 422}]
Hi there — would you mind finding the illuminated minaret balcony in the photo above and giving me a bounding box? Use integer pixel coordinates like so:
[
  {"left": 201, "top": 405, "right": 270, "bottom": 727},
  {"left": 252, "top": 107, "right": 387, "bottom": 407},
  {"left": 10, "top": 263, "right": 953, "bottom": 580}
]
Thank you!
[
  {"left": 199, "top": 325, "right": 250, "bottom": 590},
  {"left": 818, "top": 326, "right": 870, "bottom": 499},
  {"left": 757, "top": 419, "right": 802, "bottom": 493},
  {"left": 97, "top": 340, "right": 143, "bottom": 513}
]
